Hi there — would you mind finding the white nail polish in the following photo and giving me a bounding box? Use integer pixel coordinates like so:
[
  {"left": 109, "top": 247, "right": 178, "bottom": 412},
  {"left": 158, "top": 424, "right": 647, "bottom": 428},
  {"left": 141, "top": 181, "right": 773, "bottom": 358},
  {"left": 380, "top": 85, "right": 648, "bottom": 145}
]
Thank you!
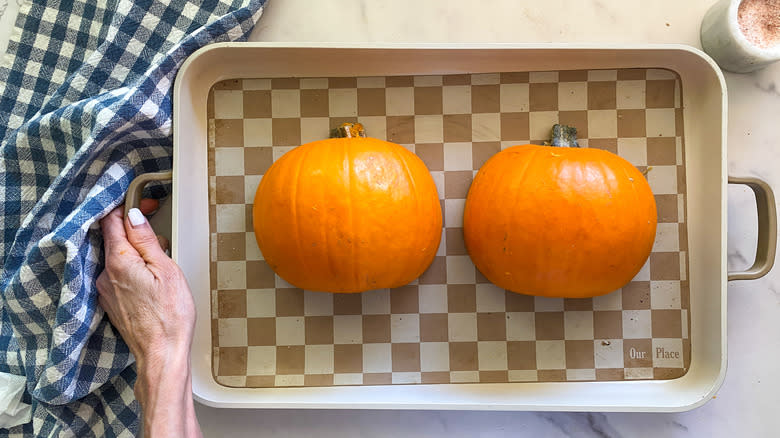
[{"left": 128, "top": 208, "right": 146, "bottom": 227}]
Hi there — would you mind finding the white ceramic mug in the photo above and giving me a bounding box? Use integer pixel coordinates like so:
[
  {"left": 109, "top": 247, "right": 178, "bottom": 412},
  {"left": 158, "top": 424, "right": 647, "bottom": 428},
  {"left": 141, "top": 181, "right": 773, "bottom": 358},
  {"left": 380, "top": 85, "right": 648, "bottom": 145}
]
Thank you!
[{"left": 701, "top": 0, "right": 780, "bottom": 73}]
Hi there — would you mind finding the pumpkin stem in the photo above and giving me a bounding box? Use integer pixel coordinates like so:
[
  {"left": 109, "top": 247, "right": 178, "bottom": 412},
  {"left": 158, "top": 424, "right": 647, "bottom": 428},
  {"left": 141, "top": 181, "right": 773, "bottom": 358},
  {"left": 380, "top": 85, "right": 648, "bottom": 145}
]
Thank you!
[
  {"left": 331, "top": 122, "right": 367, "bottom": 139},
  {"left": 550, "top": 124, "right": 579, "bottom": 148}
]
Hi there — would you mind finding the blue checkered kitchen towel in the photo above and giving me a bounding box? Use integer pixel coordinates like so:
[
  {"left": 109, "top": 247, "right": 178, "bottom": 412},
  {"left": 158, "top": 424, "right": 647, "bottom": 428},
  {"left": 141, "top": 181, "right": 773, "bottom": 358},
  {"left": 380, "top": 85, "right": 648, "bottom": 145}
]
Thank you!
[{"left": 0, "top": 0, "right": 266, "bottom": 436}]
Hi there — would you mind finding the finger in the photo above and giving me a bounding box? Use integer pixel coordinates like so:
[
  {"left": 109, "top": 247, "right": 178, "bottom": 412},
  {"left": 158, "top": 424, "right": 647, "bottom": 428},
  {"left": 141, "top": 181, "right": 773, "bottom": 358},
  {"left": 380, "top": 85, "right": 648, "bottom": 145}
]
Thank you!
[
  {"left": 125, "top": 208, "right": 168, "bottom": 264},
  {"left": 100, "top": 206, "right": 140, "bottom": 260},
  {"left": 139, "top": 198, "right": 159, "bottom": 216}
]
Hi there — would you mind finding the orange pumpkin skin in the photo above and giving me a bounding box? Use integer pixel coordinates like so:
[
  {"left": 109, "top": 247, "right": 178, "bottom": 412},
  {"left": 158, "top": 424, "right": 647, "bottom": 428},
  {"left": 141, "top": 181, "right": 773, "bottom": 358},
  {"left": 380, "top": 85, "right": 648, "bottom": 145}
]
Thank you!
[
  {"left": 253, "top": 136, "right": 442, "bottom": 293},
  {"left": 463, "top": 145, "right": 657, "bottom": 298}
]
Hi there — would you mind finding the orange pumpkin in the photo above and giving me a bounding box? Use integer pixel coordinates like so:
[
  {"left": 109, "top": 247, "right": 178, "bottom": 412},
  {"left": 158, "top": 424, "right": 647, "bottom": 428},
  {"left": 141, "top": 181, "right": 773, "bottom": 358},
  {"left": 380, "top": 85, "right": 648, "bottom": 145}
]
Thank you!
[
  {"left": 463, "top": 125, "right": 657, "bottom": 298},
  {"left": 253, "top": 123, "right": 442, "bottom": 293}
]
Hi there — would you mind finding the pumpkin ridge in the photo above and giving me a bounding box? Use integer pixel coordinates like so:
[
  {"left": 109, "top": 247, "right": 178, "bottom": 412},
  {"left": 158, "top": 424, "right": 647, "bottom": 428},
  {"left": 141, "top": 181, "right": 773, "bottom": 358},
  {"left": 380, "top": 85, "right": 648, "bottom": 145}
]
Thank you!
[
  {"left": 390, "top": 143, "right": 421, "bottom": 286},
  {"left": 620, "top": 162, "right": 642, "bottom": 249},
  {"left": 505, "top": 147, "right": 540, "bottom": 287},
  {"left": 344, "top": 139, "right": 359, "bottom": 291},
  {"left": 601, "top": 159, "right": 616, "bottom": 199},
  {"left": 596, "top": 159, "right": 623, "bottom": 279},
  {"left": 291, "top": 145, "right": 310, "bottom": 281},
  {"left": 321, "top": 143, "right": 336, "bottom": 287}
]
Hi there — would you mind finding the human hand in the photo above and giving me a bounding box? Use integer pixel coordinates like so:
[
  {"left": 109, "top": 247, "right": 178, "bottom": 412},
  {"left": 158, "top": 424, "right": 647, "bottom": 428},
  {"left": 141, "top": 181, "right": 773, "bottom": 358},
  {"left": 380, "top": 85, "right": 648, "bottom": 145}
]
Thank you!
[
  {"left": 97, "top": 205, "right": 195, "bottom": 370},
  {"left": 97, "top": 204, "right": 201, "bottom": 437}
]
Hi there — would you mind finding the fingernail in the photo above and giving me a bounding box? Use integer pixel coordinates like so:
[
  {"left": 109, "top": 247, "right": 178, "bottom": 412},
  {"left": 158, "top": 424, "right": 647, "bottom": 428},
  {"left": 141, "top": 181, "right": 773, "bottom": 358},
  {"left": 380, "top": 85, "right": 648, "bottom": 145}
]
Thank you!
[{"left": 128, "top": 208, "right": 146, "bottom": 227}]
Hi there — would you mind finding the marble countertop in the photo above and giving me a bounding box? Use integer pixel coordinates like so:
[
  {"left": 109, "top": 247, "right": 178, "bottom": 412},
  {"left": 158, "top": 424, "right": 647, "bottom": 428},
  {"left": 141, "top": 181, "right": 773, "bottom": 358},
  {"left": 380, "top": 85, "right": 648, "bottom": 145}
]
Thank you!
[
  {"left": 3, "top": 0, "right": 778, "bottom": 436},
  {"left": 194, "top": 1, "right": 780, "bottom": 437}
]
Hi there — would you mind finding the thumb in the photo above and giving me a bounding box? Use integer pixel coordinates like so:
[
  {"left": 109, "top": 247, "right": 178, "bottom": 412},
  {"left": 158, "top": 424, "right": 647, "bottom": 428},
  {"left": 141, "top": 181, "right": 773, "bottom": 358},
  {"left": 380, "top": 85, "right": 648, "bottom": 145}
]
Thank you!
[{"left": 125, "top": 208, "right": 168, "bottom": 264}]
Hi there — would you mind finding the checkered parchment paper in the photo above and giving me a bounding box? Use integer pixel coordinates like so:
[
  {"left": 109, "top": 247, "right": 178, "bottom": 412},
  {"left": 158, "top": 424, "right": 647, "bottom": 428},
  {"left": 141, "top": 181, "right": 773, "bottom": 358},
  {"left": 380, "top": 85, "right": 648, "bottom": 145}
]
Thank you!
[{"left": 206, "top": 69, "right": 690, "bottom": 388}]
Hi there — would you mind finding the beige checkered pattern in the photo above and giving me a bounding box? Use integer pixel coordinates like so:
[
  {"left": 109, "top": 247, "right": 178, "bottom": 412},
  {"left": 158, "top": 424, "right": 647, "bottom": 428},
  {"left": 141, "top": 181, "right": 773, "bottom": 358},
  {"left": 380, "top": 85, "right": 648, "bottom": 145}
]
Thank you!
[{"left": 207, "top": 69, "right": 690, "bottom": 388}]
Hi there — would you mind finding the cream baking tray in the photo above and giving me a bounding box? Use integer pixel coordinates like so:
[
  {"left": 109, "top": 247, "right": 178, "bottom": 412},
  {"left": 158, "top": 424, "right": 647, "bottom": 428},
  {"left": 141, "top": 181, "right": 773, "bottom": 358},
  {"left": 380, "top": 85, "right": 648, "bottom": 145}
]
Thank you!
[{"left": 150, "top": 43, "right": 776, "bottom": 412}]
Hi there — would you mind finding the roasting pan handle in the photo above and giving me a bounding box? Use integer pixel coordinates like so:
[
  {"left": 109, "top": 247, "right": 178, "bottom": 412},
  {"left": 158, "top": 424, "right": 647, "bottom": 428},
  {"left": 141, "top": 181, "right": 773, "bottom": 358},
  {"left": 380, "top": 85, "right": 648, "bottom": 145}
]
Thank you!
[
  {"left": 728, "top": 176, "right": 778, "bottom": 281},
  {"left": 124, "top": 170, "right": 174, "bottom": 218}
]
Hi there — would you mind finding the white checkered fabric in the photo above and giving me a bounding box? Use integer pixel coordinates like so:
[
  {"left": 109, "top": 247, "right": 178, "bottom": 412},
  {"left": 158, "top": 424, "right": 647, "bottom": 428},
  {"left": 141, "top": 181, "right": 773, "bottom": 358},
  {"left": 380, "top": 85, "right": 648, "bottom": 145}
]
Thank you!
[{"left": 0, "top": 0, "right": 266, "bottom": 436}]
